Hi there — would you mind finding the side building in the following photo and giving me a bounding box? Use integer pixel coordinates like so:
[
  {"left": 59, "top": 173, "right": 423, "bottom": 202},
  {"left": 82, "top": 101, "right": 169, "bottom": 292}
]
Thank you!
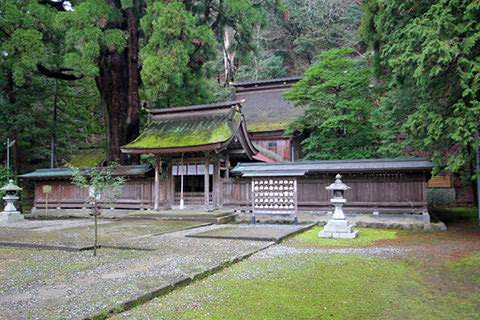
[{"left": 232, "top": 76, "right": 306, "bottom": 161}]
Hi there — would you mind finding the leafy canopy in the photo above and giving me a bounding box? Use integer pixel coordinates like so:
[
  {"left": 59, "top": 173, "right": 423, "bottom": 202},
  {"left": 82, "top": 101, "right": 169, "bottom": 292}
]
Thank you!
[
  {"left": 284, "top": 48, "right": 378, "bottom": 160},
  {"left": 361, "top": 0, "right": 480, "bottom": 173},
  {"left": 140, "top": 1, "right": 216, "bottom": 107}
]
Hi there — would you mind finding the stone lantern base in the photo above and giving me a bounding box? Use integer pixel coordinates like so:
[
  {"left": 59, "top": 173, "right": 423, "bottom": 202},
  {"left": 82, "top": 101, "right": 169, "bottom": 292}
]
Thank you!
[
  {"left": 319, "top": 219, "right": 358, "bottom": 239},
  {"left": 0, "top": 194, "right": 24, "bottom": 224},
  {"left": 0, "top": 210, "right": 24, "bottom": 223}
]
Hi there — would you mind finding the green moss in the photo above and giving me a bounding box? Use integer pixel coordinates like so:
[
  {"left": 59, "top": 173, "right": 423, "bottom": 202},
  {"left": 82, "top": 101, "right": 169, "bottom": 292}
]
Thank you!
[
  {"left": 290, "top": 226, "right": 398, "bottom": 247},
  {"left": 67, "top": 149, "right": 105, "bottom": 167},
  {"left": 115, "top": 253, "right": 428, "bottom": 320},
  {"left": 447, "top": 252, "right": 480, "bottom": 287},
  {"left": 123, "top": 112, "right": 240, "bottom": 149},
  {"left": 247, "top": 121, "right": 290, "bottom": 132}
]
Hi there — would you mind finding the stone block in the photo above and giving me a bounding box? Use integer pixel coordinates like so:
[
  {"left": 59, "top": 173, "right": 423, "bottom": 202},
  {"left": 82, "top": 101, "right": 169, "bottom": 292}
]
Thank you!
[
  {"left": 0, "top": 211, "right": 24, "bottom": 224},
  {"left": 319, "top": 218, "right": 358, "bottom": 239},
  {"left": 318, "top": 230, "right": 358, "bottom": 239}
]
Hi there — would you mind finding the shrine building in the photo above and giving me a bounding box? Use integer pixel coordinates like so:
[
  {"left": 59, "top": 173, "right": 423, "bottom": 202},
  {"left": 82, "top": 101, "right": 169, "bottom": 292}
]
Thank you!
[{"left": 19, "top": 77, "right": 435, "bottom": 218}]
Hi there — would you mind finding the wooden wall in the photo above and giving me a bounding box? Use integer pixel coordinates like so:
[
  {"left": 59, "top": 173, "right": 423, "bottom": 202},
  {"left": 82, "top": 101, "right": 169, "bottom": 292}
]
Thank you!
[
  {"left": 31, "top": 171, "right": 429, "bottom": 213},
  {"left": 33, "top": 178, "right": 167, "bottom": 210},
  {"left": 252, "top": 138, "right": 292, "bottom": 161},
  {"left": 222, "top": 172, "right": 429, "bottom": 213}
]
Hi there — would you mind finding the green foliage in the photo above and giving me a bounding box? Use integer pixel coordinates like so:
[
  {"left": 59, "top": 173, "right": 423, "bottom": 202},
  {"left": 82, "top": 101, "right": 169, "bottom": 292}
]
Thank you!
[
  {"left": 284, "top": 48, "right": 378, "bottom": 160},
  {"left": 0, "top": 0, "right": 104, "bottom": 172},
  {"left": 140, "top": 1, "right": 216, "bottom": 107},
  {"left": 259, "top": 0, "right": 364, "bottom": 73},
  {"left": 361, "top": 0, "right": 480, "bottom": 174},
  {"left": 190, "top": 0, "right": 267, "bottom": 59},
  {"left": 236, "top": 50, "right": 288, "bottom": 82}
]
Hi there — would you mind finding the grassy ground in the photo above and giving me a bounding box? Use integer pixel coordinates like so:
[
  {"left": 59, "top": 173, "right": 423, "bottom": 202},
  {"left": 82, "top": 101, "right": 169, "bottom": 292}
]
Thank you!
[
  {"left": 293, "top": 226, "right": 398, "bottom": 247},
  {"left": 114, "top": 226, "right": 480, "bottom": 320}
]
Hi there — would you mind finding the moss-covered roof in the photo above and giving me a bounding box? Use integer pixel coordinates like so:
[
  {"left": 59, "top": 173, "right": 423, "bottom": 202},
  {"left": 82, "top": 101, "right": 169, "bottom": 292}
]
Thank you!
[
  {"left": 233, "top": 84, "right": 304, "bottom": 133},
  {"left": 67, "top": 148, "right": 105, "bottom": 167},
  {"left": 122, "top": 108, "right": 241, "bottom": 151}
]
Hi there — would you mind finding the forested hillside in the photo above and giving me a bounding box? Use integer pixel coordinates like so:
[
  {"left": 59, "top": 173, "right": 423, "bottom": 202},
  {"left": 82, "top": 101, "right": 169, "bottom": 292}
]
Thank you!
[{"left": 0, "top": 0, "right": 479, "bottom": 184}]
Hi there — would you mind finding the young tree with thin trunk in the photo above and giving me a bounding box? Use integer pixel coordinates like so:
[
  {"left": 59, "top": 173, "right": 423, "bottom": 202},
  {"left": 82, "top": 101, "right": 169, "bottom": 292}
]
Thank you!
[{"left": 68, "top": 164, "right": 125, "bottom": 256}]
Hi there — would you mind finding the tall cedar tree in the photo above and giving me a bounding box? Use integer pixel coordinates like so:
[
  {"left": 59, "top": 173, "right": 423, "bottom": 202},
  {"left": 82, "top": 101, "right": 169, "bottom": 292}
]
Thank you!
[
  {"left": 2, "top": 0, "right": 266, "bottom": 166},
  {"left": 283, "top": 48, "right": 378, "bottom": 160}
]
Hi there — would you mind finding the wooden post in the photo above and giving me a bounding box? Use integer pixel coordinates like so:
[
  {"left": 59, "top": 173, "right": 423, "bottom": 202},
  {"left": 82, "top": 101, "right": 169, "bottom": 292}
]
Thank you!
[
  {"left": 180, "top": 152, "right": 184, "bottom": 209},
  {"left": 154, "top": 156, "right": 160, "bottom": 211},
  {"left": 213, "top": 156, "right": 221, "bottom": 208},
  {"left": 204, "top": 155, "right": 210, "bottom": 208},
  {"left": 166, "top": 159, "right": 173, "bottom": 208},
  {"left": 217, "top": 157, "right": 223, "bottom": 208},
  {"left": 225, "top": 153, "right": 230, "bottom": 179}
]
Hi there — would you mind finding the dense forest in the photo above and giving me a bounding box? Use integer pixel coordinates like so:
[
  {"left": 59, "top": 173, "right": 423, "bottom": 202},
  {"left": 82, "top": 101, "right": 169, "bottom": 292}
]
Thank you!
[{"left": 0, "top": 0, "right": 479, "bottom": 183}]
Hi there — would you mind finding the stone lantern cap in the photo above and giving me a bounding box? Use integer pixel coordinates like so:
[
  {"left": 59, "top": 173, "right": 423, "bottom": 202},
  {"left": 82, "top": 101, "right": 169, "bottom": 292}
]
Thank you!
[
  {"left": 325, "top": 174, "right": 351, "bottom": 191},
  {"left": 1, "top": 180, "right": 22, "bottom": 192}
]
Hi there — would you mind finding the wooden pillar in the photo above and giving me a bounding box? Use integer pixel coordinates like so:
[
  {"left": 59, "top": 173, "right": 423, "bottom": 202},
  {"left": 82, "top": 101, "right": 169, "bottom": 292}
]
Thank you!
[
  {"left": 154, "top": 156, "right": 160, "bottom": 211},
  {"left": 204, "top": 155, "right": 210, "bottom": 207},
  {"left": 166, "top": 159, "right": 173, "bottom": 208},
  {"left": 213, "top": 156, "right": 221, "bottom": 208},
  {"left": 225, "top": 153, "right": 230, "bottom": 179},
  {"left": 217, "top": 157, "right": 223, "bottom": 207},
  {"left": 180, "top": 152, "right": 184, "bottom": 209}
]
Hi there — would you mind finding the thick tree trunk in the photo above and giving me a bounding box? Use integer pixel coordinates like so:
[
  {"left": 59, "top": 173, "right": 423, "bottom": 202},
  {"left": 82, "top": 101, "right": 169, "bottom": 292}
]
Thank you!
[{"left": 96, "top": 4, "right": 140, "bottom": 165}]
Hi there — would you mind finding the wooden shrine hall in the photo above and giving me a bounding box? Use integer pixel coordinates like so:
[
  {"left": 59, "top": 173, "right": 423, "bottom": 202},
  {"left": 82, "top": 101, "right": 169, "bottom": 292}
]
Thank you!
[{"left": 120, "top": 100, "right": 261, "bottom": 210}]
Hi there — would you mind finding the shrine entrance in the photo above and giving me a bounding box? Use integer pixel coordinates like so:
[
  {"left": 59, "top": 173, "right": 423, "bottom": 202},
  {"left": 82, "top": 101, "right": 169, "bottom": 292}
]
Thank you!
[
  {"left": 121, "top": 101, "right": 259, "bottom": 211},
  {"left": 173, "top": 160, "right": 213, "bottom": 206}
]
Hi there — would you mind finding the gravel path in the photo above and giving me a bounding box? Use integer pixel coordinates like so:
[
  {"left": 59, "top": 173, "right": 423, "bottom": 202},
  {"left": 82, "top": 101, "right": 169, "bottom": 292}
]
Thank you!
[
  {"left": 250, "top": 245, "right": 413, "bottom": 260},
  {"left": 0, "top": 225, "right": 270, "bottom": 320}
]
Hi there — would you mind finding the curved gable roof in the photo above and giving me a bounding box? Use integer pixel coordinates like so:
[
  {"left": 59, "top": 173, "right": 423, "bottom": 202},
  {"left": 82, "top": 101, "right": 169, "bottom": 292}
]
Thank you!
[{"left": 121, "top": 101, "right": 256, "bottom": 157}]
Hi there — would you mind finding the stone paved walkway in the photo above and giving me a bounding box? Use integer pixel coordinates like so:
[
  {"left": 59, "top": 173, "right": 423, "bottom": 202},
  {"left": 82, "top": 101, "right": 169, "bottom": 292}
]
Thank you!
[
  {"left": 187, "top": 224, "right": 314, "bottom": 242},
  {"left": 0, "top": 224, "right": 275, "bottom": 320}
]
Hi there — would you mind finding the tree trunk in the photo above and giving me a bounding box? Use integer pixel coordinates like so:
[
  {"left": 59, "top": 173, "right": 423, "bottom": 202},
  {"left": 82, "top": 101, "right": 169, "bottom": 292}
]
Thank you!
[
  {"left": 96, "top": 6, "right": 140, "bottom": 165},
  {"left": 93, "top": 206, "right": 98, "bottom": 257},
  {"left": 223, "top": 26, "right": 237, "bottom": 85}
]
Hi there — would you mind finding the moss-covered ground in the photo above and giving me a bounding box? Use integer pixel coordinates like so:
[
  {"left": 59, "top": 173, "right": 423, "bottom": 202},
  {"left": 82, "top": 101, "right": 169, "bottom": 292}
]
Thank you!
[
  {"left": 430, "top": 207, "right": 478, "bottom": 224},
  {"left": 293, "top": 226, "right": 398, "bottom": 247},
  {"left": 114, "top": 226, "right": 480, "bottom": 320}
]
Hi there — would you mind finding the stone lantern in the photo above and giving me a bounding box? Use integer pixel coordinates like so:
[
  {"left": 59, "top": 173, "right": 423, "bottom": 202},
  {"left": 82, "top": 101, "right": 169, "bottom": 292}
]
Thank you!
[
  {"left": 0, "top": 179, "right": 24, "bottom": 223},
  {"left": 318, "top": 174, "right": 358, "bottom": 239}
]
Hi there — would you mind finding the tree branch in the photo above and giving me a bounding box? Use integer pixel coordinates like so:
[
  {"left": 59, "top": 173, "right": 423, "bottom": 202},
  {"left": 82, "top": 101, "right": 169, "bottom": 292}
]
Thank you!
[{"left": 36, "top": 64, "right": 83, "bottom": 81}]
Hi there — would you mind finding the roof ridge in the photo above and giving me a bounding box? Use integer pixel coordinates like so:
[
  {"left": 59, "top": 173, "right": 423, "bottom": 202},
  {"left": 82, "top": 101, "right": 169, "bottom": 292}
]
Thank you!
[
  {"left": 232, "top": 76, "right": 305, "bottom": 87},
  {"left": 149, "top": 100, "right": 242, "bottom": 115}
]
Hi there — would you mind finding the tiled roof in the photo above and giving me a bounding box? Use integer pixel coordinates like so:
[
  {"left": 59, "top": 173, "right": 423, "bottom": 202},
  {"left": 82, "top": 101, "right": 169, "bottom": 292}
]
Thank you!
[
  {"left": 232, "top": 76, "right": 305, "bottom": 87},
  {"left": 18, "top": 165, "right": 153, "bottom": 180},
  {"left": 232, "top": 77, "right": 304, "bottom": 132},
  {"left": 232, "top": 158, "right": 435, "bottom": 177}
]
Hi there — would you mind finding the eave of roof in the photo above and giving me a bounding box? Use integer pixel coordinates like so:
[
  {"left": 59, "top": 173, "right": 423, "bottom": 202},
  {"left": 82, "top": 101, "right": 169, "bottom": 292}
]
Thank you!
[
  {"left": 232, "top": 158, "right": 435, "bottom": 176},
  {"left": 18, "top": 165, "right": 153, "bottom": 180},
  {"left": 232, "top": 76, "right": 305, "bottom": 87},
  {"left": 149, "top": 100, "right": 243, "bottom": 115}
]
